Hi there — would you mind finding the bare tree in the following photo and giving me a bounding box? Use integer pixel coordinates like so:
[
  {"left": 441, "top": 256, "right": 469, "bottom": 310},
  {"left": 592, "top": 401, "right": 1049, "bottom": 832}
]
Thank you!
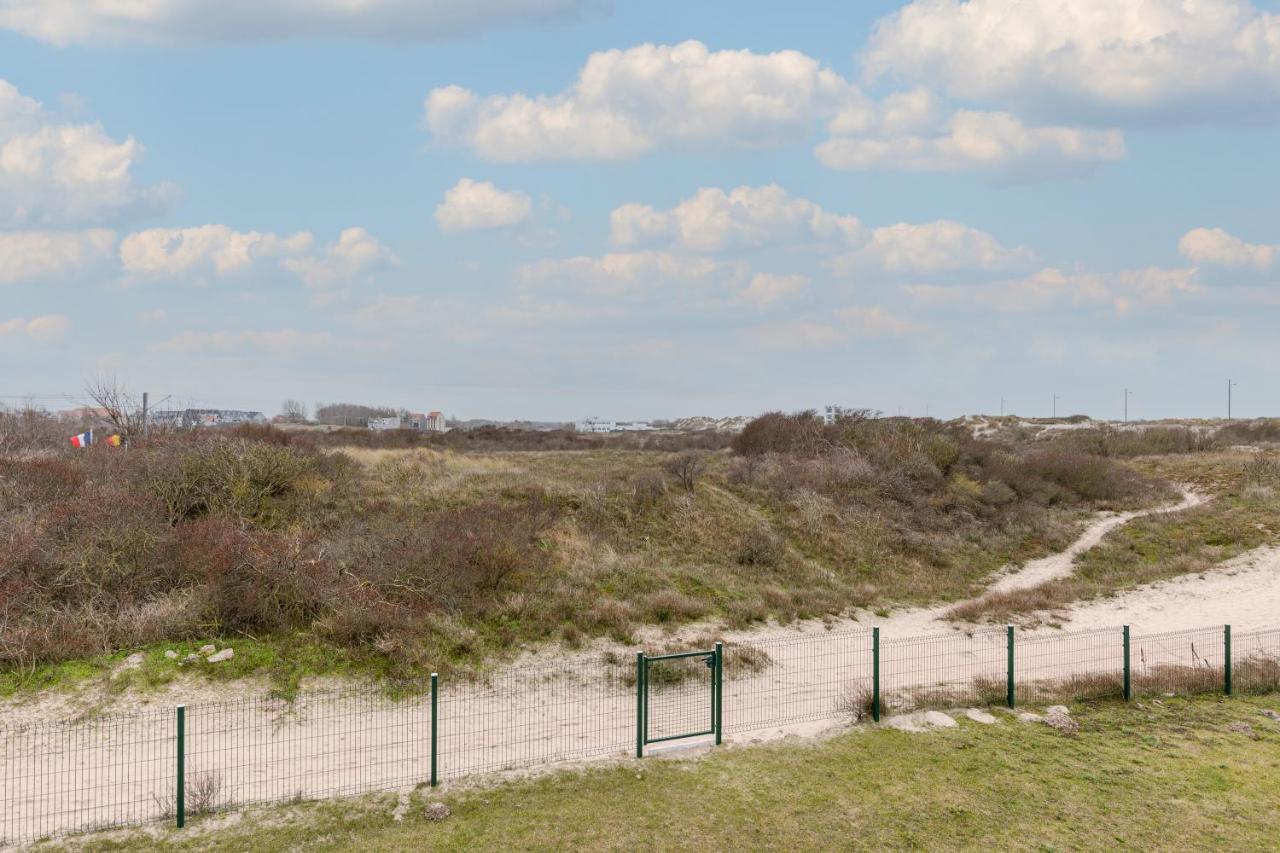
[
  {"left": 664, "top": 451, "right": 707, "bottom": 492},
  {"left": 280, "top": 399, "right": 308, "bottom": 423},
  {"left": 84, "top": 376, "right": 147, "bottom": 439}
]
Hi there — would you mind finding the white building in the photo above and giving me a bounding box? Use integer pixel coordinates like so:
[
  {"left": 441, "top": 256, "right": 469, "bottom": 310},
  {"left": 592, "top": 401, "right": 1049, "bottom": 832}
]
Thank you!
[
  {"left": 822, "top": 405, "right": 852, "bottom": 426},
  {"left": 575, "top": 417, "right": 616, "bottom": 433},
  {"left": 368, "top": 416, "right": 402, "bottom": 431}
]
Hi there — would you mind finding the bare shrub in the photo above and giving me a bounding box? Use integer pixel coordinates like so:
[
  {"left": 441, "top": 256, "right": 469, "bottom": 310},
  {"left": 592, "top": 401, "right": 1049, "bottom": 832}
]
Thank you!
[
  {"left": 737, "top": 526, "right": 784, "bottom": 567},
  {"left": 631, "top": 472, "right": 668, "bottom": 510},
  {"left": 153, "top": 770, "right": 225, "bottom": 819},
  {"left": 643, "top": 590, "right": 707, "bottom": 623},
  {"left": 838, "top": 684, "right": 876, "bottom": 722},
  {"left": 664, "top": 451, "right": 707, "bottom": 492}
]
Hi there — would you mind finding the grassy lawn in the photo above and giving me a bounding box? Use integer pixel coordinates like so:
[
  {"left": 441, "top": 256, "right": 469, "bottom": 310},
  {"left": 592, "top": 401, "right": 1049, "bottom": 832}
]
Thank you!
[{"left": 66, "top": 693, "right": 1280, "bottom": 852}]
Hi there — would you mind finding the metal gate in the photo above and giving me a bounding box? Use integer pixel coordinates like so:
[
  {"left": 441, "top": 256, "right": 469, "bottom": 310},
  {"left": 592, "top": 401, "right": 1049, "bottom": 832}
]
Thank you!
[{"left": 635, "top": 643, "right": 722, "bottom": 757}]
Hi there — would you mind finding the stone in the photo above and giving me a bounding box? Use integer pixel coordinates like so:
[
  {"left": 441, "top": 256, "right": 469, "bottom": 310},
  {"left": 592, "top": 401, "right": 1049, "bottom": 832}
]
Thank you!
[
  {"left": 1227, "top": 721, "right": 1255, "bottom": 737},
  {"left": 1260, "top": 710, "right": 1280, "bottom": 721},
  {"left": 1044, "top": 710, "right": 1079, "bottom": 736},
  {"left": 207, "top": 648, "right": 234, "bottom": 663},
  {"left": 424, "top": 802, "right": 451, "bottom": 822},
  {"left": 965, "top": 709, "right": 998, "bottom": 725},
  {"left": 164, "top": 650, "right": 178, "bottom": 660},
  {"left": 1017, "top": 712, "right": 1043, "bottom": 723},
  {"left": 1045, "top": 705, "right": 1070, "bottom": 716},
  {"left": 885, "top": 714, "right": 927, "bottom": 733},
  {"left": 921, "top": 710, "right": 958, "bottom": 729},
  {"left": 199, "top": 644, "right": 217, "bottom": 655}
]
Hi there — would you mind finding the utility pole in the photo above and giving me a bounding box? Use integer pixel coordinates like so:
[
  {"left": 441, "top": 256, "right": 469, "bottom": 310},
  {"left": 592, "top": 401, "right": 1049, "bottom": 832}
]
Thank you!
[
  {"left": 142, "top": 391, "right": 149, "bottom": 439},
  {"left": 1123, "top": 388, "right": 1132, "bottom": 423},
  {"left": 1052, "top": 393, "right": 1058, "bottom": 419},
  {"left": 1228, "top": 379, "right": 1237, "bottom": 420}
]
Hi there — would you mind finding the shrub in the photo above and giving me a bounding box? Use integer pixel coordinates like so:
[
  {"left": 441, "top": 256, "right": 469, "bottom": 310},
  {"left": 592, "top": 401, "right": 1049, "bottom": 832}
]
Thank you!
[
  {"left": 664, "top": 451, "right": 707, "bottom": 492},
  {"left": 736, "top": 526, "right": 785, "bottom": 567}
]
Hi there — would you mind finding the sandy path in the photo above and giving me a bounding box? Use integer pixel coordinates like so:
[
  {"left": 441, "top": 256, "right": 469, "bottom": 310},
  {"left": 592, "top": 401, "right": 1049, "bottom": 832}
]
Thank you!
[
  {"left": 985, "top": 488, "right": 1207, "bottom": 595},
  {"left": 1056, "top": 541, "right": 1280, "bottom": 634},
  {"left": 2, "top": 486, "right": 1269, "bottom": 847}
]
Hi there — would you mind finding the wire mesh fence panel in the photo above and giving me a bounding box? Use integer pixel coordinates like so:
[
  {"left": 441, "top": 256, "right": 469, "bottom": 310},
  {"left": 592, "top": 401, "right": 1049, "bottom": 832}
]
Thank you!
[
  {"left": 881, "top": 629, "right": 1007, "bottom": 712},
  {"left": 723, "top": 629, "right": 871, "bottom": 733},
  {"left": 184, "top": 687, "right": 429, "bottom": 816},
  {"left": 1016, "top": 628, "right": 1124, "bottom": 706},
  {"left": 436, "top": 659, "right": 632, "bottom": 780},
  {"left": 1231, "top": 628, "right": 1280, "bottom": 694},
  {"left": 1, "top": 707, "right": 173, "bottom": 846},
  {"left": 1131, "top": 626, "right": 1226, "bottom": 697},
  {"left": 644, "top": 653, "right": 715, "bottom": 743}
]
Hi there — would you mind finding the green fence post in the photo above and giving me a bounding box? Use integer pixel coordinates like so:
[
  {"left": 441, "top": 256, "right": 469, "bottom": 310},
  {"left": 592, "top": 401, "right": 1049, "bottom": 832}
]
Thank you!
[
  {"left": 1224, "top": 625, "right": 1232, "bottom": 697},
  {"left": 714, "top": 643, "right": 723, "bottom": 746},
  {"left": 635, "top": 652, "right": 645, "bottom": 758},
  {"left": 1006, "top": 625, "right": 1015, "bottom": 709},
  {"left": 1123, "top": 625, "right": 1131, "bottom": 702},
  {"left": 175, "top": 705, "right": 185, "bottom": 829},
  {"left": 872, "top": 627, "right": 880, "bottom": 723},
  {"left": 430, "top": 672, "right": 438, "bottom": 787}
]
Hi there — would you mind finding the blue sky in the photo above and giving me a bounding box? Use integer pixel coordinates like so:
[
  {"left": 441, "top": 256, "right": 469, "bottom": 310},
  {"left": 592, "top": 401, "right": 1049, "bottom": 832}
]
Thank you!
[{"left": 2, "top": 0, "right": 1279, "bottom": 421}]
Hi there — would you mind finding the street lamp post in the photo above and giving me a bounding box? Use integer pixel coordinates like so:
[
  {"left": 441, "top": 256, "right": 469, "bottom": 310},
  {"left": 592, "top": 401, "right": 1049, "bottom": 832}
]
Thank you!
[{"left": 1228, "top": 379, "right": 1237, "bottom": 420}]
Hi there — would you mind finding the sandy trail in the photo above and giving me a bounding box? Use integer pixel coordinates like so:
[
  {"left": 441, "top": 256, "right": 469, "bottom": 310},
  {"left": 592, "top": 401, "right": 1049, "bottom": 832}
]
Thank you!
[{"left": 3, "top": 486, "right": 1273, "bottom": 847}]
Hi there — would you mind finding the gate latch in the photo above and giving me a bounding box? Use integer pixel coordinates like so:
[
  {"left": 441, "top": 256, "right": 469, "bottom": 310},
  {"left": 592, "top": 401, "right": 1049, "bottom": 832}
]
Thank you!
[{"left": 704, "top": 653, "right": 716, "bottom": 669}]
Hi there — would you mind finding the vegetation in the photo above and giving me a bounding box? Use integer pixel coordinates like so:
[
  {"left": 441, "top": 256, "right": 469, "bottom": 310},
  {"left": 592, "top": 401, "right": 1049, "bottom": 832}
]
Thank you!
[
  {"left": 949, "top": 450, "right": 1280, "bottom": 624},
  {"left": 63, "top": 693, "right": 1280, "bottom": 852},
  {"left": 0, "top": 410, "right": 1172, "bottom": 690}
]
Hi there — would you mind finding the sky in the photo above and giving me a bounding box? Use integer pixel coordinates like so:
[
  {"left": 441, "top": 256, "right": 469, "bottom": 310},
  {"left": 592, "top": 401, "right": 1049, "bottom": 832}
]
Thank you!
[{"left": 1, "top": 0, "right": 1279, "bottom": 422}]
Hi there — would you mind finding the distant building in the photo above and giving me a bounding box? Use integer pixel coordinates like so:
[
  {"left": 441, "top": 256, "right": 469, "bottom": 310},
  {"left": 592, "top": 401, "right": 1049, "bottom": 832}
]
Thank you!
[
  {"left": 406, "top": 411, "right": 447, "bottom": 432},
  {"left": 615, "top": 421, "right": 655, "bottom": 431},
  {"left": 368, "top": 416, "right": 402, "bottom": 431},
  {"left": 152, "top": 409, "right": 267, "bottom": 428},
  {"left": 822, "top": 405, "right": 852, "bottom": 426},
  {"left": 575, "top": 417, "right": 616, "bottom": 433}
]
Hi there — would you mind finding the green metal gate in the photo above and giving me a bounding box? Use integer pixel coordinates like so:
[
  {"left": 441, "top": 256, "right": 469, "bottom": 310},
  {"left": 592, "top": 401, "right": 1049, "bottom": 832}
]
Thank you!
[{"left": 635, "top": 643, "right": 722, "bottom": 757}]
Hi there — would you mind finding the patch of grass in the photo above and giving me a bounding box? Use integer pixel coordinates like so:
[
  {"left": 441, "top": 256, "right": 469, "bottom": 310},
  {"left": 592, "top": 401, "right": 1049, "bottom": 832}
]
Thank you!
[{"left": 64, "top": 693, "right": 1280, "bottom": 852}]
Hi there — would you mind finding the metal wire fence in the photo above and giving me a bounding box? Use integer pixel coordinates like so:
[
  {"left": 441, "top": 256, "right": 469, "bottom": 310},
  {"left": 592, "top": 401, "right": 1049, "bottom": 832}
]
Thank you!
[{"left": 3, "top": 620, "right": 1279, "bottom": 846}]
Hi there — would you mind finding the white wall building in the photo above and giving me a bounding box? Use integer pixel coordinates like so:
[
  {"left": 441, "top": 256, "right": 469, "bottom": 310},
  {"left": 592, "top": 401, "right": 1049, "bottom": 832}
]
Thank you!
[{"left": 575, "top": 417, "right": 616, "bottom": 433}]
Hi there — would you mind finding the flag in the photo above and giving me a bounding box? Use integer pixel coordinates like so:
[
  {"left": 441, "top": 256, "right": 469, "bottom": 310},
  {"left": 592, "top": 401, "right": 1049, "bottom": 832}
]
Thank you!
[
  {"left": 106, "top": 434, "right": 123, "bottom": 447},
  {"left": 69, "top": 429, "right": 93, "bottom": 448}
]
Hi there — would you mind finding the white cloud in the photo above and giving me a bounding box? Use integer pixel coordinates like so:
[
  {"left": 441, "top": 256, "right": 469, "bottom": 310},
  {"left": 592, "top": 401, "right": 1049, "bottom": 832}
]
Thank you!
[
  {"left": 739, "top": 273, "right": 809, "bottom": 308},
  {"left": 0, "top": 313, "right": 72, "bottom": 341},
  {"left": 863, "top": 0, "right": 1280, "bottom": 124},
  {"left": 425, "top": 40, "right": 859, "bottom": 161},
  {"left": 119, "top": 224, "right": 312, "bottom": 278},
  {"left": 906, "top": 266, "right": 1199, "bottom": 315},
  {"left": 817, "top": 109, "right": 1125, "bottom": 179},
  {"left": 0, "top": 228, "right": 115, "bottom": 284},
  {"left": 434, "top": 178, "right": 533, "bottom": 232},
  {"left": 517, "top": 250, "right": 748, "bottom": 297},
  {"left": 1179, "top": 227, "right": 1278, "bottom": 270},
  {"left": 1, "top": 78, "right": 173, "bottom": 226},
  {"left": 831, "top": 219, "right": 1036, "bottom": 275},
  {"left": 751, "top": 305, "right": 918, "bottom": 349},
  {"left": 0, "top": 0, "right": 595, "bottom": 45},
  {"left": 833, "top": 305, "right": 921, "bottom": 338},
  {"left": 610, "top": 184, "right": 861, "bottom": 251},
  {"left": 119, "top": 224, "right": 395, "bottom": 295},
  {"left": 281, "top": 227, "right": 399, "bottom": 290},
  {"left": 610, "top": 185, "right": 1031, "bottom": 275},
  {"left": 152, "top": 328, "right": 331, "bottom": 354}
]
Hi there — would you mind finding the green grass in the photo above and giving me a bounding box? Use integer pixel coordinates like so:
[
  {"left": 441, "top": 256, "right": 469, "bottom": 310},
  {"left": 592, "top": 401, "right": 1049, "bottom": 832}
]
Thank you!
[
  {"left": 0, "top": 635, "right": 372, "bottom": 702},
  {"left": 60, "top": 693, "right": 1280, "bottom": 852}
]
